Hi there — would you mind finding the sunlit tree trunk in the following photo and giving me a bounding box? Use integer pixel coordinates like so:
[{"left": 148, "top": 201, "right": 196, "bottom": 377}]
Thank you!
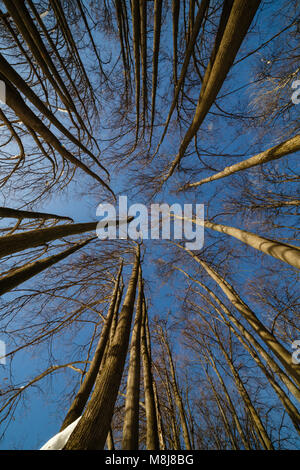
[
  {"left": 141, "top": 296, "right": 160, "bottom": 449},
  {"left": 218, "top": 337, "right": 274, "bottom": 450},
  {"left": 159, "top": 325, "right": 192, "bottom": 450},
  {"left": 152, "top": 379, "right": 166, "bottom": 450},
  {"left": 184, "top": 134, "right": 300, "bottom": 188},
  {"left": 177, "top": 247, "right": 300, "bottom": 387},
  {"left": 122, "top": 266, "right": 143, "bottom": 449},
  {"left": 0, "top": 238, "right": 95, "bottom": 296},
  {"left": 0, "top": 218, "right": 131, "bottom": 259},
  {"left": 208, "top": 353, "right": 251, "bottom": 449}
]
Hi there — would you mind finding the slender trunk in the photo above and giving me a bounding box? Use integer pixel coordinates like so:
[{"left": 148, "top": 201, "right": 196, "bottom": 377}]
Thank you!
[
  {"left": 163, "top": 0, "right": 261, "bottom": 182},
  {"left": 159, "top": 326, "right": 192, "bottom": 450},
  {"left": 176, "top": 247, "right": 300, "bottom": 386},
  {"left": 152, "top": 378, "right": 166, "bottom": 450},
  {"left": 0, "top": 206, "right": 72, "bottom": 222},
  {"left": 172, "top": 0, "right": 180, "bottom": 88},
  {"left": 184, "top": 134, "right": 300, "bottom": 188},
  {"left": 139, "top": 0, "right": 147, "bottom": 132},
  {"left": 0, "top": 238, "right": 95, "bottom": 296},
  {"left": 164, "top": 371, "right": 181, "bottom": 450},
  {"left": 204, "top": 366, "right": 239, "bottom": 449},
  {"left": 149, "top": 0, "right": 162, "bottom": 146},
  {"left": 141, "top": 296, "right": 160, "bottom": 449},
  {"left": 64, "top": 246, "right": 140, "bottom": 449},
  {"left": 122, "top": 266, "right": 143, "bottom": 449},
  {"left": 219, "top": 340, "right": 274, "bottom": 450},
  {"left": 208, "top": 353, "right": 251, "bottom": 449},
  {"left": 131, "top": 0, "right": 141, "bottom": 144}
]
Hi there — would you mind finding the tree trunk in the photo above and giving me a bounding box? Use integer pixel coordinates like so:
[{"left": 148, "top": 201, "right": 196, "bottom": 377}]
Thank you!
[
  {"left": 0, "top": 206, "right": 72, "bottom": 222},
  {"left": 141, "top": 296, "right": 160, "bottom": 449},
  {"left": 218, "top": 339, "right": 274, "bottom": 450},
  {"left": 177, "top": 247, "right": 300, "bottom": 387},
  {"left": 152, "top": 379, "right": 166, "bottom": 450},
  {"left": 159, "top": 326, "right": 192, "bottom": 450},
  {"left": 0, "top": 238, "right": 95, "bottom": 296},
  {"left": 163, "top": 0, "right": 261, "bottom": 181},
  {"left": 122, "top": 266, "right": 143, "bottom": 449},
  {"left": 184, "top": 134, "right": 300, "bottom": 188},
  {"left": 0, "top": 217, "right": 131, "bottom": 259}
]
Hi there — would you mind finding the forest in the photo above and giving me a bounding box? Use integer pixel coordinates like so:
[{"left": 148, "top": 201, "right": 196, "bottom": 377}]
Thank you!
[{"left": 0, "top": 0, "right": 299, "bottom": 451}]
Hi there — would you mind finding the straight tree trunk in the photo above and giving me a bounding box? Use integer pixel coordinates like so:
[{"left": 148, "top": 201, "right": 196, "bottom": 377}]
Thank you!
[
  {"left": 177, "top": 247, "right": 300, "bottom": 389},
  {"left": 122, "top": 266, "right": 144, "bottom": 449},
  {"left": 0, "top": 206, "right": 72, "bottom": 222},
  {"left": 159, "top": 326, "right": 192, "bottom": 450},
  {"left": 218, "top": 338, "right": 274, "bottom": 450},
  {"left": 203, "top": 365, "right": 239, "bottom": 449},
  {"left": 0, "top": 238, "right": 95, "bottom": 296},
  {"left": 141, "top": 296, "right": 160, "bottom": 449},
  {"left": 208, "top": 353, "right": 251, "bottom": 449},
  {"left": 163, "top": 0, "right": 261, "bottom": 182},
  {"left": 0, "top": 217, "right": 131, "bottom": 259},
  {"left": 184, "top": 134, "right": 300, "bottom": 188},
  {"left": 152, "top": 379, "right": 166, "bottom": 450},
  {"left": 153, "top": 0, "right": 209, "bottom": 156}
]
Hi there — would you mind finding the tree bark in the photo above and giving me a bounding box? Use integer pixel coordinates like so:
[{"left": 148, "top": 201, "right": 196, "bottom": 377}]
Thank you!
[
  {"left": 122, "top": 266, "right": 143, "bottom": 449},
  {"left": 184, "top": 134, "right": 300, "bottom": 188},
  {"left": 0, "top": 238, "right": 95, "bottom": 296},
  {"left": 179, "top": 248, "right": 300, "bottom": 388},
  {"left": 141, "top": 296, "right": 160, "bottom": 449}
]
